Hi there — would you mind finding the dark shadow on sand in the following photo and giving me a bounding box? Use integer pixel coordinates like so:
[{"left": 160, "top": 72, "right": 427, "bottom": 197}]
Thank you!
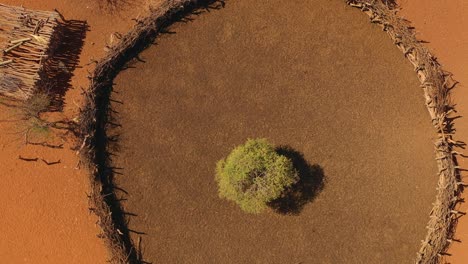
[
  {"left": 41, "top": 19, "right": 87, "bottom": 112},
  {"left": 269, "top": 146, "right": 325, "bottom": 215}
]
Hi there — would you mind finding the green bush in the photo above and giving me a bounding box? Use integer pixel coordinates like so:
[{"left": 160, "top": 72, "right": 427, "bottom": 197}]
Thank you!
[{"left": 215, "top": 138, "right": 298, "bottom": 214}]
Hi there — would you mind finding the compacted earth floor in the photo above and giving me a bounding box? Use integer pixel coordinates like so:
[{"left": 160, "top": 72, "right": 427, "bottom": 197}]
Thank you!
[{"left": 111, "top": 0, "right": 438, "bottom": 263}]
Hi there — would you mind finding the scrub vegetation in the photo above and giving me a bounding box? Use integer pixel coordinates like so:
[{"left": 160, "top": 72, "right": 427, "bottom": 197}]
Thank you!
[{"left": 215, "top": 138, "right": 298, "bottom": 213}]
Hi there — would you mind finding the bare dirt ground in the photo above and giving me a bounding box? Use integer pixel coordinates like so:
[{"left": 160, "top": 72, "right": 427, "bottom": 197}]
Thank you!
[
  {"left": 111, "top": 0, "right": 438, "bottom": 263},
  {"left": 397, "top": 1, "right": 468, "bottom": 263},
  {"left": 0, "top": 0, "right": 154, "bottom": 262}
]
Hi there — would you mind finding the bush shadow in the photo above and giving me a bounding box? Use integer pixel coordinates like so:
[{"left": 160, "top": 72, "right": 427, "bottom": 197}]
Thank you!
[{"left": 269, "top": 146, "right": 325, "bottom": 215}]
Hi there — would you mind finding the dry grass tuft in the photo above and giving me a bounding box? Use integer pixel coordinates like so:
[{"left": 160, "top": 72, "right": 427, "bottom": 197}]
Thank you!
[{"left": 21, "top": 91, "right": 51, "bottom": 119}]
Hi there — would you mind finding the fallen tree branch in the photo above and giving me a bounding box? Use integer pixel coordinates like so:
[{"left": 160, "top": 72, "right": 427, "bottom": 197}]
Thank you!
[
  {"left": 41, "top": 158, "right": 61, "bottom": 165},
  {"left": 18, "top": 155, "right": 38, "bottom": 162}
]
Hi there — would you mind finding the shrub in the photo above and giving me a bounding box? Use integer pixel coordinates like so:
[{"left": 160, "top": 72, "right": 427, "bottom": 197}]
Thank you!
[
  {"left": 215, "top": 138, "right": 298, "bottom": 214},
  {"left": 21, "top": 91, "right": 51, "bottom": 119},
  {"left": 16, "top": 92, "right": 52, "bottom": 143}
]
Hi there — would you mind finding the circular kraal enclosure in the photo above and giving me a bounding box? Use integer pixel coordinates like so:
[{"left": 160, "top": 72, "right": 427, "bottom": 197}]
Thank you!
[{"left": 97, "top": 0, "right": 442, "bottom": 263}]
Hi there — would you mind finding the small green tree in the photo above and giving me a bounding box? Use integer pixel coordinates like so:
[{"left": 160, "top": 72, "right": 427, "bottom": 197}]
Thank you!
[{"left": 216, "top": 138, "right": 298, "bottom": 214}]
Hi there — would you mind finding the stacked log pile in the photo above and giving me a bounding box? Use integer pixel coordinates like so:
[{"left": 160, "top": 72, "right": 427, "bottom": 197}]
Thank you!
[{"left": 0, "top": 4, "right": 60, "bottom": 100}]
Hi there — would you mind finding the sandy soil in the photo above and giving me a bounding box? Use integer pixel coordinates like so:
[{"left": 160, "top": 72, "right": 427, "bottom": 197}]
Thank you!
[
  {"left": 397, "top": 1, "right": 468, "bottom": 263},
  {"left": 0, "top": 0, "right": 153, "bottom": 262},
  {"left": 111, "top": 1, "right": 438, "bottom": 263}
]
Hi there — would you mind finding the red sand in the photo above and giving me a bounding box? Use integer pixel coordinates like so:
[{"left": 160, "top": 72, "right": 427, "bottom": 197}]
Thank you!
[
  {"left": 398, "top": 1, "right": 468, "bottom": 263},
  {"left": 0, "top": 0, "right": 464, "bottom": 262},
  {"left": 0, "top": 0, "right": 152, "bottom": 263}
]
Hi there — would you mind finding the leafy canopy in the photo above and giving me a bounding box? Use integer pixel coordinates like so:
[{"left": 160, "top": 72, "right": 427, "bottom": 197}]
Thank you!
[{"left": 215, "top": 138, "right": 298, "bottom": 214}]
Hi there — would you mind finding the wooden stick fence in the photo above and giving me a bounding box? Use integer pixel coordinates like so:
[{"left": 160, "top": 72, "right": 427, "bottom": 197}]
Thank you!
[
  {"left": 0, "top": 4, "right": 60, "bottom": 100},
  {"left": 346, "top": 1, "right": 463, "bottom": 263}
]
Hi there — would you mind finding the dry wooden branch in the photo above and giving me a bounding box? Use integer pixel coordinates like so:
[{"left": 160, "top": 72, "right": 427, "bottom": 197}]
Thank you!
[
  {"left": 18, "top": 155, "right": 38, "bottom": 162},
  {"left": 0, "top": 59, "right": 13, "bottom": 66},
  {"left": 27, "top": 141, "right": 64, "bottom": 149},
  {"left": 10, "top": 37, "right": 31, "bottom": 44},
  {"left": 40, "top": 158, "right": 61, "bottom": 165},
  {"left": 4, "top": 42, "right": 24, "bottom": 53}
]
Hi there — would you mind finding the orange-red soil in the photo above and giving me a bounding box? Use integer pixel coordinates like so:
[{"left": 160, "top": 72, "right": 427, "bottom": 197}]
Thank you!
[
  {"left": 111, "top": 0, "right": 438, "bottom": 263},
  {"left": 0, "top": 0, "right": 462, "bottom": 263},
  {"left": 0, "top": 0, "right": 154, "bottom": 263},
  {"left": 398, "top": 1, "right": 468, "bottom": 263}
]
